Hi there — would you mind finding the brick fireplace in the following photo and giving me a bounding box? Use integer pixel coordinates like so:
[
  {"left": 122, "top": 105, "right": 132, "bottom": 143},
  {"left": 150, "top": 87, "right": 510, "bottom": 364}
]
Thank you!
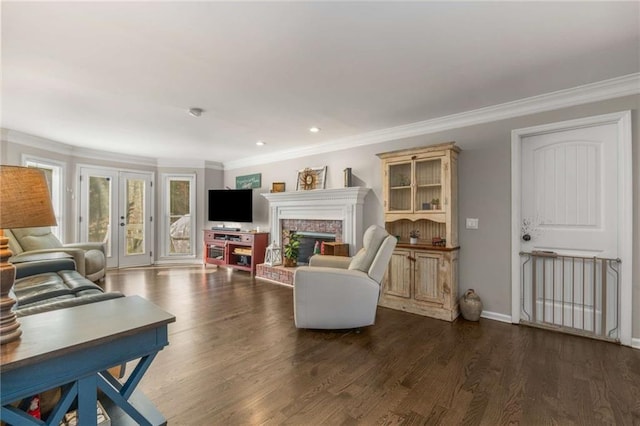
[
  {"left": 281, "top": 222, "right": 341, "bottom": 265},
  {"left": 257, "top": 187, "right": 370, "bottom": 285}
]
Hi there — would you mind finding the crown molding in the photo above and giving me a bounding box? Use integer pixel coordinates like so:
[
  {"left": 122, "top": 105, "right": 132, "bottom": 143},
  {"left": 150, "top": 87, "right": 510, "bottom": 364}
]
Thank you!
[
  {"left": 2, "top": 128, "right": 74, "bottom": 155},
  {"left": 74, "top": 145, "right": 157, "bottom": 167},
  {"left": 223, "top": 73, "right": 640, "bottom": 170},
  {"left": 156, "top": 158, "right": 223, "bottom": 170},
  {"left": 2, "top": 128, "right": 227, "bottom": 170},
  {"left": 205, "top": 160, "right": 225, "bottom": 171},
  {"left": 4, "top": 73, "right": 638, "bottom": 171},
  {"left": 2, "top": 128, "right": 158, "bottom": 167}
]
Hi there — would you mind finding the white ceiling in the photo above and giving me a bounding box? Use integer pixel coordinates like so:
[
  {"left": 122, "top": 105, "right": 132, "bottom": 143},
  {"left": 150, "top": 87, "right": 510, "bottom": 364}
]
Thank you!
[{"left": 2, "top": 2, "right": 639, "bottom": 168}]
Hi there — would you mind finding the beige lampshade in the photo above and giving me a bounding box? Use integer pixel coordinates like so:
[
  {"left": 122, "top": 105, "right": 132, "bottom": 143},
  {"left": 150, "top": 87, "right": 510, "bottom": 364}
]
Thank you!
[{"left": 0, "top": 165, "right": 58, "bottom": 229}]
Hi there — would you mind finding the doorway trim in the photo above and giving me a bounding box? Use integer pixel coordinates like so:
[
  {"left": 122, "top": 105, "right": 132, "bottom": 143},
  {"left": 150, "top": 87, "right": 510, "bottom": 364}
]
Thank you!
[{"left": 511, "top": 111, "right": 632, "bottom": 346}]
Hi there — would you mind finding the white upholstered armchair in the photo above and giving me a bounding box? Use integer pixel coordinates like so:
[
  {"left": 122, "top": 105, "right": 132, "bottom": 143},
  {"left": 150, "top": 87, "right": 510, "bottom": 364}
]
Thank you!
[{"left": 293, "top": 225, "right": 397, "bottom": 329}]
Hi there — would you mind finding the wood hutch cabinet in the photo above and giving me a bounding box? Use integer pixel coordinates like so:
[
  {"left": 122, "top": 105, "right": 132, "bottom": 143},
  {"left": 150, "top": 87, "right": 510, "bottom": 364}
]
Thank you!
[{"left": 377, "top": 142, "right": 461, "bottom": 321}]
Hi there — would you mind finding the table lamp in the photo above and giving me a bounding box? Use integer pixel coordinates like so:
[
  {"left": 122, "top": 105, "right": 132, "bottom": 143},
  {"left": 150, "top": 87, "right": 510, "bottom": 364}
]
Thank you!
[{"left": 0, "top": 165, "right": 57, "bottom": 344}]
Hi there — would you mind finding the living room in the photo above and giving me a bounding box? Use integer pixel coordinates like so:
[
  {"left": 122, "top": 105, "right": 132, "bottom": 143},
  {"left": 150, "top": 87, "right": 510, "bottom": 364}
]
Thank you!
[{"left": 1, "top": 1, "right": 639, "bottom": 424}]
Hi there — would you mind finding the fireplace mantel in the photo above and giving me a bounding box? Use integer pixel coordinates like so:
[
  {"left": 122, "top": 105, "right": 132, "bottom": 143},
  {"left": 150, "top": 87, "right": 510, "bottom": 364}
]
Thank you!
[{"left": 262, "top": 187, "right": 370, "bottom": 255}]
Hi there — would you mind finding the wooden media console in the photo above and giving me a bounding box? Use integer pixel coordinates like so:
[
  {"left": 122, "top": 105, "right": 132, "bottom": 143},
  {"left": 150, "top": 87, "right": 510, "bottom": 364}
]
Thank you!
[{"left": 203, "top": 230, "right": 269, "bottom": 276}]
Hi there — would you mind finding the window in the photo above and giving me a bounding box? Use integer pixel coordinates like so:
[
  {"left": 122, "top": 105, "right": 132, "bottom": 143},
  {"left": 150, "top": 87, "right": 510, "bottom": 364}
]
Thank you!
[
  {"left": 162, "top": 173, "right": 196, "bottom": 258},
  {"left": 23, "top": 156, "right": 65, "bottom": 241}
]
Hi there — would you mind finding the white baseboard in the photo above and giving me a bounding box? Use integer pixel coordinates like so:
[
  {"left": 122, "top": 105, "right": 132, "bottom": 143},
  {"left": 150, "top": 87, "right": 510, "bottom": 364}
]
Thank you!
[
  {"left": 480, "top": 310, "right": 512, "bottom": 323},
  {"left": 154, "top": 259, "right": 202, "bottom": 266},
  {"left": 479, "top": 312, "right": 640, "bottom": 350}
]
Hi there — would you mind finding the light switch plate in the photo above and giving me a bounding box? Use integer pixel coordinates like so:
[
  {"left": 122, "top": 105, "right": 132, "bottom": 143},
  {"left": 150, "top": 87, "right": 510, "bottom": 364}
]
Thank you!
[{"left": 466, "top": 218, "right": 479, "bottom": 229}]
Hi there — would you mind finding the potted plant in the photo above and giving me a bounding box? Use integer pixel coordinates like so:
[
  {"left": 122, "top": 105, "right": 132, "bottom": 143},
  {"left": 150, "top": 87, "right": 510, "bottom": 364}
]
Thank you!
[
  {"left": 283, "top": 230, "right": 301, "bottom": 267},
  {"left": 409, "top": 230, "right": 420, "bottom": 244},
  {"left": 431, "top": 198, "right": 440, "bottom": 210}
]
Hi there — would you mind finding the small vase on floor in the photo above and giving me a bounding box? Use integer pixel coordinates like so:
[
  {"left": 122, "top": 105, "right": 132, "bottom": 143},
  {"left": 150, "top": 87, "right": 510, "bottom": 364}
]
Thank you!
[{"left": 460, "top": 289, "right": 482, "bottom": 321}]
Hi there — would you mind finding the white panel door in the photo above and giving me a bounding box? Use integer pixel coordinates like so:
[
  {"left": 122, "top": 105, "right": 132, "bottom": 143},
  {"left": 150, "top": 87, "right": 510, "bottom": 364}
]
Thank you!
[
  {"left": 521, "top": 124, "right": 618, "bottom": 257},
  {"left": 519, "top": 122, "right": 620, "bottom": 338},
  {"left": 512, "top": 111, "right": 632, "bottom": 346}
]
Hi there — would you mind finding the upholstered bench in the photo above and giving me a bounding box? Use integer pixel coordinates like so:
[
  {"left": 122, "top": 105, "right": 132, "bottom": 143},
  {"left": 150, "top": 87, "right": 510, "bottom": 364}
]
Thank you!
[{"left": 13, "top": 258, "right": 123, "bottom": 317}]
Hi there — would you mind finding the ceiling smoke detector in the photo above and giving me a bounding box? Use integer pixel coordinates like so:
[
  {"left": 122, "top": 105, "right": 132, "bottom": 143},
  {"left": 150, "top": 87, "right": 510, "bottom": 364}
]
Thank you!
[{"left": 188, "top": 107, "right": 203, "bottom": 117}]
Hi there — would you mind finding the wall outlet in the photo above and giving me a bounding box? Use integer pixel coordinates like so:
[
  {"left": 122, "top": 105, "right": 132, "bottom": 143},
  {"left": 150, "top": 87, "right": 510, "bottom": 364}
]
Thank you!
[{"left": 466, "top": 218, "right": 479, "bottom": 229}]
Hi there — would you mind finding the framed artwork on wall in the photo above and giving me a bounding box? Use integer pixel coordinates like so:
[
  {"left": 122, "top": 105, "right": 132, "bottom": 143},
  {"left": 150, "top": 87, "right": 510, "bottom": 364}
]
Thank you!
[
  {"left": 296, "top": 166, "right": 327, "bottom": 191},
  {"left": 236, "top": 173, "right": 261, "bottom": 189}
]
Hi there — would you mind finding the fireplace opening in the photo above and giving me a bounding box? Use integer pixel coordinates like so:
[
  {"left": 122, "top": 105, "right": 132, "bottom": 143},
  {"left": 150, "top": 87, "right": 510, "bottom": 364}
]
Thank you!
[{"left": 294, "top": 231, "right": 336, "bottom": 265}]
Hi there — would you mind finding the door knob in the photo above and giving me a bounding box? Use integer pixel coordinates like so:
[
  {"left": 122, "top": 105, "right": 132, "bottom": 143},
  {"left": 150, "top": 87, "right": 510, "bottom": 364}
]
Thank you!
[{"left": 522, "top": 234, "right": 531, "bottom": 241}]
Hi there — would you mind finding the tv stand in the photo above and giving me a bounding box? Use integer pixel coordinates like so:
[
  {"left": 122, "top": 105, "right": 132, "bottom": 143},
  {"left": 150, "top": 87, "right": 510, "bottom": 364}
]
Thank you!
[{"left": 203, "top": 229, "right": 268, "bottom": 276}]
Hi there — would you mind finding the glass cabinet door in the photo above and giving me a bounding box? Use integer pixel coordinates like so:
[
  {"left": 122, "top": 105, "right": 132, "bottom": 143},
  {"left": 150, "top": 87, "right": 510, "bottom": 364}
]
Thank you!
[
  {"left": 415, "top": 158, "right": 442, "bottom": 211},
  {"left": 387, "top": 161, "right": 412, "bottom": 212}
]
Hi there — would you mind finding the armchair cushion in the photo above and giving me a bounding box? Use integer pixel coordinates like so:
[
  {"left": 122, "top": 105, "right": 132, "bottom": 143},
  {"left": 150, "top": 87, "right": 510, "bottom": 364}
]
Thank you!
[
  {"left": 83, "top": 249, "right": 106, "bottom": 278},
  {"left": 11, "top": 248, "right": 85, "bottom": 273},
  {"left": 15, "top": 258, "right": 76, "bottom": 279},
  {"left": 367, "top": 236, "right": 398, "bottom": 283},
  {"left": 12, "top": 227, "right": 62, "bottom": 251},
  {"left": 308, "top": 254, "right": 351, "bottom": 269},
  {"left": 6, "top": 229, "right": 23, "bottom": 255},
  {"left": 13, "top": 272, "right": 102, "bottom": 305},
  {"left": 12, "top": 258, "right": 123, "bottom": 317},
  {"left": 348, "top": 225, "right": 389, "bottom": 273},
  {"left": 8, "top": 227, "right": 107, "bottom": 282}
]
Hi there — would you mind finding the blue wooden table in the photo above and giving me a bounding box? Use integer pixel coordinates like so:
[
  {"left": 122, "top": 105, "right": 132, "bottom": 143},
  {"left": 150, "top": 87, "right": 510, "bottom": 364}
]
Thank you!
[{"left": 1, "top": 296, "right": 175, "bottom": 425}]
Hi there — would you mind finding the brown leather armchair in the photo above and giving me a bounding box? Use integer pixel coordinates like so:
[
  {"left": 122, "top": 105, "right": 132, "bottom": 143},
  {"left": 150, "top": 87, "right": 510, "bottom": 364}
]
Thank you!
[{"left": 7, "top": 227, "right": 106, "bottom": 282}]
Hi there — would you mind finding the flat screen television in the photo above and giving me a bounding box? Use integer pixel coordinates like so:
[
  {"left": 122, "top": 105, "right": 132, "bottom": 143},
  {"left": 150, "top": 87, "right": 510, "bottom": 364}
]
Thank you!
[{"left": 208, "top": 189, "right": 253, "bottom": 223}]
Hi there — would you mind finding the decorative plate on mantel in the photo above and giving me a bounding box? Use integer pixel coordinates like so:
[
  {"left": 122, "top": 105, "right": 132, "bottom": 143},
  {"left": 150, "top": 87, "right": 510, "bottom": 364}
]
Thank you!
[{"left": 296, "top": 166, "right": 327, "bottom": 190}]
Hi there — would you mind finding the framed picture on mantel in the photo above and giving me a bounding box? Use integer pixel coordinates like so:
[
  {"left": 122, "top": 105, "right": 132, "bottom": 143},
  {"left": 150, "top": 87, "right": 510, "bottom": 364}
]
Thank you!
[
  {"left": 296, "top": 166, "right": 327, "bottom": 191},
  {"left": 271, "top": 182, "right": 285, "bottom": 193}
]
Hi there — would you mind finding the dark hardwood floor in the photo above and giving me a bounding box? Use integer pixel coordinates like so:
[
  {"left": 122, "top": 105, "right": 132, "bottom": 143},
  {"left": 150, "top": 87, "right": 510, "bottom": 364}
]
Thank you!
[{"left": 102, "top": 265, "right": 640, "bottom": 425}]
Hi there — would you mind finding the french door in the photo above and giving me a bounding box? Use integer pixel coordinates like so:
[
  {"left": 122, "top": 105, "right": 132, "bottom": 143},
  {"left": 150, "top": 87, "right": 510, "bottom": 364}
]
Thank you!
[{"left": 79, "top": 167, "right": 154, "bottom": 268}]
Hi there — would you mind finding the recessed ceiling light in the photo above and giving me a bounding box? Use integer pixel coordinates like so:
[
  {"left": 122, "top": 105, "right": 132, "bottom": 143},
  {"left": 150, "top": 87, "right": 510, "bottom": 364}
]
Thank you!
[
  {"left": 309, "top": 126, "right": 321, "bottom": 133},
  {"left": 256, "top": 140, "right": 265, "bottom": 146},
  {"left": 188, "top": 107, "right": 203, "bottom": 117}
]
